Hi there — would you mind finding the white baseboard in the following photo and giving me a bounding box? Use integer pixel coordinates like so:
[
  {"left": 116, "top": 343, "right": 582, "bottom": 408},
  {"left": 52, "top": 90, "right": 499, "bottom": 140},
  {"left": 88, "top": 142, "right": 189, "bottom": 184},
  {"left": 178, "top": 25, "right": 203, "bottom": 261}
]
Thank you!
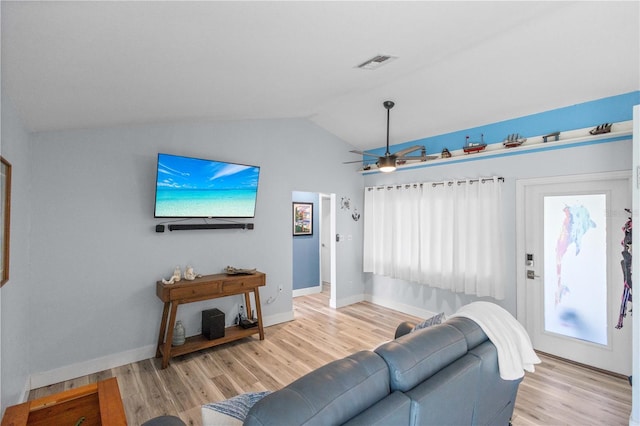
[
  {"left": 29, "top": 344, "right": 157, "bottom": 390},
  {"left": 292, "top": 287, "right": 366, "bottom": 310},
  {"left": 19, "top": 377, "right": 31, "bottom": 404},
  {"left": 334, "top": 293, "right": 365, "bottom": 308},
  {"left": 292, "top": 285, "right": 322, "bottom": 298},
  {"left": 364, "top": 294, "right": 435, "bottom": 320},
  {"left": 28, "top": 311, "right": 296, "bottom": 391},
  {"left": 263, "top": 310, "right": 295, "bottom": 327}
]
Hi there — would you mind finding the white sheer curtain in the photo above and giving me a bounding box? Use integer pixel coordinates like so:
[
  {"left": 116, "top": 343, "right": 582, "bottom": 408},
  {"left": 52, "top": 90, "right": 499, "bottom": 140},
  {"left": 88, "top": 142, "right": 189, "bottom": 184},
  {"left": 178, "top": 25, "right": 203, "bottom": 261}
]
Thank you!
[{"left": 363, "top": 177, "right": 505, "bottom": 299}]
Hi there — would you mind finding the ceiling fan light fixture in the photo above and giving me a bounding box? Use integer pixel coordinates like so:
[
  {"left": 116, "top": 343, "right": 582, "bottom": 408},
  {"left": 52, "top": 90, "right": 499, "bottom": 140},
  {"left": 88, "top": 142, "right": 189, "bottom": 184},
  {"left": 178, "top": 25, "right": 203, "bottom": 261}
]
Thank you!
[{"left": 378, "top": 155, "right": 397, "bottom": 173}]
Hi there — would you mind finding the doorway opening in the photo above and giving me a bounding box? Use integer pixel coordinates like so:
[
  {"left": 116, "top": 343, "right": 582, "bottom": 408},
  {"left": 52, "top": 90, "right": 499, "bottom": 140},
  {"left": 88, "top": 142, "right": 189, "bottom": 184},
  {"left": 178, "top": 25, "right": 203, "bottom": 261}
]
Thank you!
[{"left": 292, "top": 191, "right": 336, "bottom": 308}]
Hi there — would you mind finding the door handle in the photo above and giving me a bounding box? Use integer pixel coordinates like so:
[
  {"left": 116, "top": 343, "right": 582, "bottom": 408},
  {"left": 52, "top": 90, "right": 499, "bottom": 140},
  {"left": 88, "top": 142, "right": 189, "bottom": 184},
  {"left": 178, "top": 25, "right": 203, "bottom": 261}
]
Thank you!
[{"left": 527, "top": 270, "right": 540, "bottom": 279}]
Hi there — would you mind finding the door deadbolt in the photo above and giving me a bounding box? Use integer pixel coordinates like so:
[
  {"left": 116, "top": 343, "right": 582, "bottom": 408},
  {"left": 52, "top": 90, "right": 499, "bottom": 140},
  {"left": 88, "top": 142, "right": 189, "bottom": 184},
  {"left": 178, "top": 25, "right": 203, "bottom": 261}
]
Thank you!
[{"left": 526, "top": 253, "right": 534, "bottom": 267}]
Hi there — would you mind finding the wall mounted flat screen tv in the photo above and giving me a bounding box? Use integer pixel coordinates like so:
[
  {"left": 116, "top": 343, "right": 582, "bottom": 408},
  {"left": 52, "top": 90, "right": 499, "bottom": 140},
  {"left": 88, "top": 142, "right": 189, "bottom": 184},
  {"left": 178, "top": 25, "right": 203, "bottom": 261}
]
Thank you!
[{"left": 154, "top": 153, "right": 260, "bottom": 218}]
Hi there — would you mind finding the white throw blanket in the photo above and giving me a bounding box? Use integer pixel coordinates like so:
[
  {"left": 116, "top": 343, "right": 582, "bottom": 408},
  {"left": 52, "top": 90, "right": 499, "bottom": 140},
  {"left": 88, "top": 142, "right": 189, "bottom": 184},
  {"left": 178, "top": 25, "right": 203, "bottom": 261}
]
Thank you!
[{"left": 450, "top": 301, "right": 541, "bottom": 380}]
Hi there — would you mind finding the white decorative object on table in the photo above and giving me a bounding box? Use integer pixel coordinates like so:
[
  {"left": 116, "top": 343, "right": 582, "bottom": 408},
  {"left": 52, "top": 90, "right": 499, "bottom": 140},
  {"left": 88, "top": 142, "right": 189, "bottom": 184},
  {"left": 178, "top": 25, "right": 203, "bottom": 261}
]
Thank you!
[
  {"left": 162, "top": 265, "right": 182, "bottom": 285},
  {"left": 184, "top": 265, "right": 198, "bottom": 280}
]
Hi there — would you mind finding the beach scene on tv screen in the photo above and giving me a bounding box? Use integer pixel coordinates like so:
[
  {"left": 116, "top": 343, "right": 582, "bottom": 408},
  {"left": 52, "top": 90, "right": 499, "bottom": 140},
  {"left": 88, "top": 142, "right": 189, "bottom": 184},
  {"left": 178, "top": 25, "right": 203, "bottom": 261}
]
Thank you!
[{"left": 155, "top": 154, "right": 259, "bottom": 217}]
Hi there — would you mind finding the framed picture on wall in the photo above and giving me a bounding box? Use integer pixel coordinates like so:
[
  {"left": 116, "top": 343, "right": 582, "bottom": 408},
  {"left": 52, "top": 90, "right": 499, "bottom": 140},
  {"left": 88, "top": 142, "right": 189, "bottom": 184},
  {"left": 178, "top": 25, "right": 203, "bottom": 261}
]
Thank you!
[{"left": 293, "top": 202, "right": 313, "bottom": 236}]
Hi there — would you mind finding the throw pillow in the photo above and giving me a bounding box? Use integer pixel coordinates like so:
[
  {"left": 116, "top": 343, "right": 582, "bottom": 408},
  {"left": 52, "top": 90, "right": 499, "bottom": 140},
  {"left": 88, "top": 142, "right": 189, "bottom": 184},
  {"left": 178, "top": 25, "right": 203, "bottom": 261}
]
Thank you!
[
  {"left": 412, "top": 312, "right": 446, "bottom": 332},
  {"left": 202, "top": 391, "right": 271, "bottom": 426}
]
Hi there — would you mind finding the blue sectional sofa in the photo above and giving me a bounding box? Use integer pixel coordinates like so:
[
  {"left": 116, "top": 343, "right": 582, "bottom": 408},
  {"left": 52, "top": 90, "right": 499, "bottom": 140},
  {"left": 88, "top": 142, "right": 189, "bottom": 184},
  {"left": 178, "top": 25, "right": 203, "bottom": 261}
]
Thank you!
[{"left": 242, "top": 317, "right": 521, "bottom": 426}]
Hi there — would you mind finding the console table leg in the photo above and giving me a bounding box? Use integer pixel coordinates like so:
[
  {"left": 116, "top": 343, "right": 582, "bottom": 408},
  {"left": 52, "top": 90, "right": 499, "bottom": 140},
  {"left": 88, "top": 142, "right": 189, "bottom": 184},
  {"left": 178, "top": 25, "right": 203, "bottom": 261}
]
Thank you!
[
  {"left": 254, "top": 288, "right": 265, "bottom": 340},
  {"left": 244, "top": 292, "right": 252, "bottom": 317},
  {"left": 156, "top": 302, "right": 170, "bottom": 358},
  {"left": 162, "top": 302, "right": 179, "bottom": 369}
]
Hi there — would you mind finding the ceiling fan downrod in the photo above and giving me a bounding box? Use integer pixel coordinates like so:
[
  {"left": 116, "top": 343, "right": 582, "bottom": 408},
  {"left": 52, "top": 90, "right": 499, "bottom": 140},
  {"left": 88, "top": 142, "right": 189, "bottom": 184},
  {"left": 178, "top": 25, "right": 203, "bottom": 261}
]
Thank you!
[{"left": 383, "top": 100, "right": 394, "bottom": 156}]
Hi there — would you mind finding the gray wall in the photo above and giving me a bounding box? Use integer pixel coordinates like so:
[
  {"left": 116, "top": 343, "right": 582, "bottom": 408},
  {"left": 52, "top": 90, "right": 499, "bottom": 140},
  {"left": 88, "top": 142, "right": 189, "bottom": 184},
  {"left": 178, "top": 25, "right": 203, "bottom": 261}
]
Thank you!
[
  {"left": 5, "top": 117, "right": 364, "bottom": 394},
  {"left": 1, "top": 96, "right": 32, "bottom": 411}
]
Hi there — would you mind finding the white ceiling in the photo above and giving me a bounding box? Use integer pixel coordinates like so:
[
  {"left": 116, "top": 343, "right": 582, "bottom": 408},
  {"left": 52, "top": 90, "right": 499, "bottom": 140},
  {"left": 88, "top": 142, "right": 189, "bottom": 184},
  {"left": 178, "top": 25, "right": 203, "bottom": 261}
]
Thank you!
[{"left": 2, "top": 1, "right": 639, "bottom": 152}]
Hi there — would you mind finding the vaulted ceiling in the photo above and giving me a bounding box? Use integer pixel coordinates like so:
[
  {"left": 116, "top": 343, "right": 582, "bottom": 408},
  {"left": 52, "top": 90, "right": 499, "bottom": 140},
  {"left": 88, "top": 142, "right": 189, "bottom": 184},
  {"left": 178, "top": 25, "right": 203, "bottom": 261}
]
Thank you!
[{"left": 2, "top": 1, "right": 638, "bottom": 152}]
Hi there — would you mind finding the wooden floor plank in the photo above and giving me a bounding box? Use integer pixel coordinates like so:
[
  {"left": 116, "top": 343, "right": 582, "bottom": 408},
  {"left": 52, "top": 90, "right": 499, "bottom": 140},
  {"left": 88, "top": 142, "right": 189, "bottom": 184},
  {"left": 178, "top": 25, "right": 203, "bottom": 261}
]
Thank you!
[{"left": 28, "top": 288, "right": 632, "bottom": 425}]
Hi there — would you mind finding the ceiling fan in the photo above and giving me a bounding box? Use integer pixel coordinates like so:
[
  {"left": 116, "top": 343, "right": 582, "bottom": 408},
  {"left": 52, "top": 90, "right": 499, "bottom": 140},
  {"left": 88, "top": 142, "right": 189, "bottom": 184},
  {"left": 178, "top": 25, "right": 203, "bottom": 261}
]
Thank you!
[{"left": 346, "top": 100, "right": 437, "bottom": 172}]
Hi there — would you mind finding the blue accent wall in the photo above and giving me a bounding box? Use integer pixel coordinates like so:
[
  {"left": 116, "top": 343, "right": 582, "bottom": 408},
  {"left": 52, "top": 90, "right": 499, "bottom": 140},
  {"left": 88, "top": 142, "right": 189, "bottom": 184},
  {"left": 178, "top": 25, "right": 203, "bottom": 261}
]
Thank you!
[
  {"left": 373, "top": 91, "right": 640, "bottom": 156},
  {"left": 292, "top": 191, "right": 320, "bottom": 290}
]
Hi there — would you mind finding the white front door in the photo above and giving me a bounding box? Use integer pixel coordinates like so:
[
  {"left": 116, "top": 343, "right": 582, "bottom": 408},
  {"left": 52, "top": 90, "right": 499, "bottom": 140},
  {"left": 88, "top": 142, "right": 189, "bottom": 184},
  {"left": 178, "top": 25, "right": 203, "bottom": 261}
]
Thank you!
[{"left": 517, "top": 171, "right": 632, "bottom": 375}]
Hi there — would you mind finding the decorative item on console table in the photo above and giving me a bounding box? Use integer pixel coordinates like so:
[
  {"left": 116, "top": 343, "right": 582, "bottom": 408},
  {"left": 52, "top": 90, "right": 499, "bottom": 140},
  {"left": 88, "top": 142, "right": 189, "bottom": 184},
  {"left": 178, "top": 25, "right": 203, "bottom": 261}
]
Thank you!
[
  {"left": 224, "top": 265, "right": 257, "bottom": 275},
  {"left": 172, "top": 320, "right": 186, "bottom": 346},
  {"left": 161, "top": 265, "right": 182, "bottom": 285},
  {"left": 184, "top": 265, "right": 201, "bottom": 280}
]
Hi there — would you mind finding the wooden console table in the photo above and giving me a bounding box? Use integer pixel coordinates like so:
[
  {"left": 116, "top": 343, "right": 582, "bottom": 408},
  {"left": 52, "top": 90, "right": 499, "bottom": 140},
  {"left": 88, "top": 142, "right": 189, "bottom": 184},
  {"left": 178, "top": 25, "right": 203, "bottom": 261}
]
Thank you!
[
  {"left": 155, "top": 271, "right": 265, "bottom": 369},
  {"left": 2, "top": 377, "right": 126, "bottom": 426}
]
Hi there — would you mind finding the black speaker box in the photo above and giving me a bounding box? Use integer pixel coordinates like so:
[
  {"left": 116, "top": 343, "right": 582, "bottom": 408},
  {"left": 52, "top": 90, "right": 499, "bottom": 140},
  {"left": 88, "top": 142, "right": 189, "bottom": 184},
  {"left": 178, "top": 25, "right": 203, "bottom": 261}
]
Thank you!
[{"left": 202, "top": 308, "right": 225, "bottom": 340}]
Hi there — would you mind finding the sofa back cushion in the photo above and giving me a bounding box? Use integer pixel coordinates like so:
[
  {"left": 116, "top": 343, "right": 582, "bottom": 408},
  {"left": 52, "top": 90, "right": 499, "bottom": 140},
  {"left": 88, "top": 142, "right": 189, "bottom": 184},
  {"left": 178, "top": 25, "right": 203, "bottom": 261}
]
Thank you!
[
  {"left": 445, "top": 317, "right": 488, "bottom": 350},
  {"left": 374, "top": 324, "right": 467, "bottom": 392},
  {"left": 342, "top": 391, "right": 412, "bottom": 426},
  {"left": 244, "top": 351, "right": 390, "bottom": 426}
]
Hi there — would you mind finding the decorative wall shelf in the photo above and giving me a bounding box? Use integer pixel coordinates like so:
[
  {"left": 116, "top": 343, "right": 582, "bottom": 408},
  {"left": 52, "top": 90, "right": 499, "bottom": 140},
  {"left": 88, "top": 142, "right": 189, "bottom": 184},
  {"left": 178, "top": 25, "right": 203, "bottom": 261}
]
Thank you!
[{"left": 361, "top": 120, "right": 633, "bottom": 174}]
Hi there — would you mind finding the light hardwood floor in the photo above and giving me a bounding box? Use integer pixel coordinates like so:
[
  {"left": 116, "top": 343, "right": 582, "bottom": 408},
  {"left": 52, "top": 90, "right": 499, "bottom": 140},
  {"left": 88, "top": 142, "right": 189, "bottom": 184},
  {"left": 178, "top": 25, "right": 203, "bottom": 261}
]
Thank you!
[{"left": 30, "top": 289, "right": 632, "bottom": 425}]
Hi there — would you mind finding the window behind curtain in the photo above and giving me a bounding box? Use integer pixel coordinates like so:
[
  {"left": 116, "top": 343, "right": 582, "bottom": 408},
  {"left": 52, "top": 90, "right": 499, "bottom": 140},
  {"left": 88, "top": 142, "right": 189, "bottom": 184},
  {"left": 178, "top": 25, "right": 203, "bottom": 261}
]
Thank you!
[{"left": 363, "top": 177, "right": 505, "bottom": 300}]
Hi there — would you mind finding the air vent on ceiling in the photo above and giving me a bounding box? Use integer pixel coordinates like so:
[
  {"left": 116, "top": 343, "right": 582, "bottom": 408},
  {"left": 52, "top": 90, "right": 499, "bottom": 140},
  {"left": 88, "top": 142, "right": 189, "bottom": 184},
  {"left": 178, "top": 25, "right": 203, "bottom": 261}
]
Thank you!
[{"left": 356, "top": 55, "right": 397, "bottom": 70}]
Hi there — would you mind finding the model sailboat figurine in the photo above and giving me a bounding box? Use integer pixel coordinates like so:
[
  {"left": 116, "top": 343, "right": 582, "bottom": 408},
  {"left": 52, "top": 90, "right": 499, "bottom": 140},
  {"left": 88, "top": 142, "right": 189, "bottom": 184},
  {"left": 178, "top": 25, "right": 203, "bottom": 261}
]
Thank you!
[
  {"left": 503, "top": 133, "right": 527, "bottom": 148},
  {"left": 463, "top": 134, "right": 487, "bottom": 154}
]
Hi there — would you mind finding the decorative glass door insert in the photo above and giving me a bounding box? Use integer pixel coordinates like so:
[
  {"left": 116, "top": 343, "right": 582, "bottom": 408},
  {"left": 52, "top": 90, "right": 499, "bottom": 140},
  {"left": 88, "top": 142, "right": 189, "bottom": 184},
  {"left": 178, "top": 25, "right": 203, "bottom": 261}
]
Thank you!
[{"left": 543, "top": 194, "right": 607, "bottom": 345}]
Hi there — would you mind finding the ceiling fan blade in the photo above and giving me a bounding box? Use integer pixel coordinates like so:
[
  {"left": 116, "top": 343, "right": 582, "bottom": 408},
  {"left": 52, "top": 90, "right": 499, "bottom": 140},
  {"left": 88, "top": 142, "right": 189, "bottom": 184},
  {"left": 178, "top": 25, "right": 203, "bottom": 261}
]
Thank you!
[
  {"left": 393, "top": 145, "right": 424, "bottom": 157},
  {"left": 349, "top": 149, "right": 380, "bottom": 158},
  {"left": 396, "top": 155, "right": 439, "bottom": 161},
  {"left": 343, "top": 159, "right": 375, "bottom": 164}
]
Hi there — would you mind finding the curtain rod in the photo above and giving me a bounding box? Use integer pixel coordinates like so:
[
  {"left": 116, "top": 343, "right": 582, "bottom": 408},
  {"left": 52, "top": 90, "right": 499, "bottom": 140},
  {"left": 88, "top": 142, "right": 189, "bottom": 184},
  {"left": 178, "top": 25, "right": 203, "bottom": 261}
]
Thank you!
[{"left": 367, "top": 177, "right": 504, "bottom": 191}]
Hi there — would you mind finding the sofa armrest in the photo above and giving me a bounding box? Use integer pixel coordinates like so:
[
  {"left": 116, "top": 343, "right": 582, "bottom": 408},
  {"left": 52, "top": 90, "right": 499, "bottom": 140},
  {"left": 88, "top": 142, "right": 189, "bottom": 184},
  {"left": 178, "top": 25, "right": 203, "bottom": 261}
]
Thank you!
[{"left": 394, "top": 321, "right": 416, "bottom": 339}]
